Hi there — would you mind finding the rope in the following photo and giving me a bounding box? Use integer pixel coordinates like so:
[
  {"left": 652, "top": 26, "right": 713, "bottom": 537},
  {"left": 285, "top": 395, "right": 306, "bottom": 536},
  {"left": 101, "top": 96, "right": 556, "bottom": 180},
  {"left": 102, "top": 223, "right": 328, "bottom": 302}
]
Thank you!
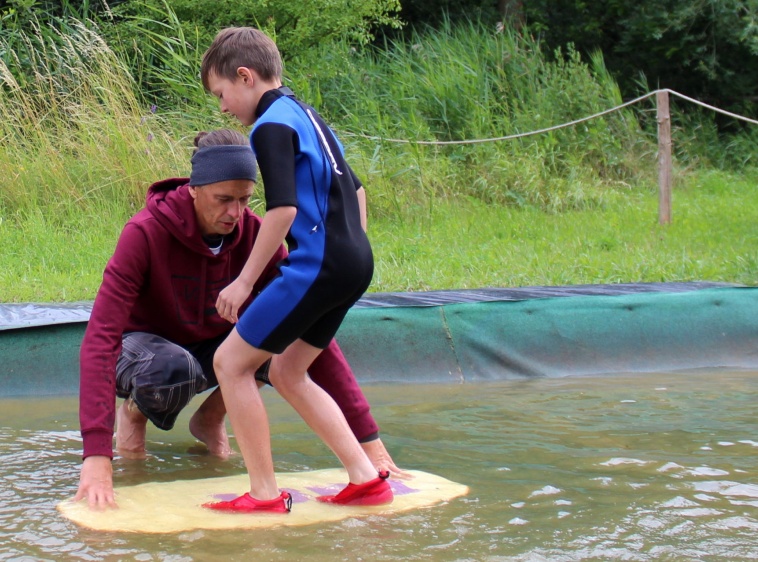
[
  {"left": 340, "top": 89, "right": 757, "bottom": 146},
  {"left": 665, "top": 89, "right": 758, "bottom": 126}
]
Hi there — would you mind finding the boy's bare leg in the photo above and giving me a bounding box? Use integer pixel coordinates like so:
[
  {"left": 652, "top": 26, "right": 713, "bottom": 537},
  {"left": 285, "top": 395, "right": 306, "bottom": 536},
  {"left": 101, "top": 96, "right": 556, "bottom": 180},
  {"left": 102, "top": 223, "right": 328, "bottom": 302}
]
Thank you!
[
  {"left": 189, "top": 387, "right": 232, "bottom": 459},
  {"left": 213, "top": 329, "right": 279, "bottom": 500},
  {"left": 115, "top": 398, "right": 148, "bottom": 459},
  {"left": 270, "top": 340, "right": 377, "bottom": 485}
]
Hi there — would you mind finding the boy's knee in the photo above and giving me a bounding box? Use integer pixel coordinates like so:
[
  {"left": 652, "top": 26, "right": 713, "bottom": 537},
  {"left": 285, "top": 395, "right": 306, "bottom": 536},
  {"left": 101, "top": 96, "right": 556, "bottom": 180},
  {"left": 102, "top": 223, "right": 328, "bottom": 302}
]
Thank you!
[
  {"left": 266, "top": 368, "right": 281, "bottom": 389},
  {"left": 266, "top": 367, "right": 306, "bottom": 395},
  {"left": 213, "top": 343, "right": 271, "bottom": 384},
  {"left": 212, "top": 350, "right": 232, "bottom": 383}
]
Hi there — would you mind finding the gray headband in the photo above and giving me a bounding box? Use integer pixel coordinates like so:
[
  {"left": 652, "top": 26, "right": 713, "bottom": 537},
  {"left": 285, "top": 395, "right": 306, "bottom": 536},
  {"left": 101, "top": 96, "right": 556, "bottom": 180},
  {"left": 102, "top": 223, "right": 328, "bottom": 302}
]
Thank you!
[{"left": 189, "top": 145, "right": 257, "bottom": 187}]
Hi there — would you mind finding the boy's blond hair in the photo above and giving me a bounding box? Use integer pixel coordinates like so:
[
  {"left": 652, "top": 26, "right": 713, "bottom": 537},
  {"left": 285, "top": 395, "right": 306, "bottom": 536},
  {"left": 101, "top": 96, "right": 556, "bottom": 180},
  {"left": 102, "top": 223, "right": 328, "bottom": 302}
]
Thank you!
[{"left": 201, "top": 27, "right": 283, "bottom": 90}]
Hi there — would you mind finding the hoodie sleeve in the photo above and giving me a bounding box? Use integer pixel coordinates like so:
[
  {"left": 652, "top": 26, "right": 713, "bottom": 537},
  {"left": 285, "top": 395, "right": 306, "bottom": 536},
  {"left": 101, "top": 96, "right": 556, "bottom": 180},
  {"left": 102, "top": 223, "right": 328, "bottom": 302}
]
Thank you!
[
  {"left": 307, "top": 339, "right": 379, "bottom": 442},
  {"left": 79, "top": 222, "right": 150, "bottom": 459}
]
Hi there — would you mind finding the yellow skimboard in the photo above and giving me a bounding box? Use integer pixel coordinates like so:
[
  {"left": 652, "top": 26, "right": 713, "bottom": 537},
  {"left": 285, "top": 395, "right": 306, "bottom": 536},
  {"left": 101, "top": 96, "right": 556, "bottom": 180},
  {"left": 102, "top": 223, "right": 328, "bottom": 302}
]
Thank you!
[{"left": 58, "top": 468, "right": 468, "bottom": 533}]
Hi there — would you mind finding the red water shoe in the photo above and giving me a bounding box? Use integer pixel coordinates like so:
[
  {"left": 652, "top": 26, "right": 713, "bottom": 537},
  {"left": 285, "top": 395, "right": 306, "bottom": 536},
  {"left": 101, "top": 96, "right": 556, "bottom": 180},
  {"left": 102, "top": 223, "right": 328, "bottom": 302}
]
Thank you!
[
  {"left": 317, "top": 471, "right": 393, "bottom": 506},
  {"left": 203, "top": 491, "right": 292, "bottom": 513}
]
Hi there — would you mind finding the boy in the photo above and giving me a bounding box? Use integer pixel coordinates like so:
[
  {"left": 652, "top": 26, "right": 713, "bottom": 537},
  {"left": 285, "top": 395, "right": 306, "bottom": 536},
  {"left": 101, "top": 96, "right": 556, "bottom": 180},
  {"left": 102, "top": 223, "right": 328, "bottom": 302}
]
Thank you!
[{"left": 200, "top": 27, "right": 392, "bottom": 513}]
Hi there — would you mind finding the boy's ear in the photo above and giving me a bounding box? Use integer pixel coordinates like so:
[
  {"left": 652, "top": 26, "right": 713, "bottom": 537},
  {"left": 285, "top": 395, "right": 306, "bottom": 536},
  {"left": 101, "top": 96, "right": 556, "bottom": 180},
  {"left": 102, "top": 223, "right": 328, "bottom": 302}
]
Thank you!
[{"left": 236, "top": 67, "right": 256, "bottom": 85}]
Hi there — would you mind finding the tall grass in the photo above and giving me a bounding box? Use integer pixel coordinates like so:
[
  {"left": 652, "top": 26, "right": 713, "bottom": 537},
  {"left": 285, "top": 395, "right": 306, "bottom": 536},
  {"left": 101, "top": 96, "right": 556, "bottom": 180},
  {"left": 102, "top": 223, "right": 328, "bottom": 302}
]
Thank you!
[
  {"left": 0, "top": 19, "right": 187, "bottom": 225},
  {"left": 288, "top": 20, "right": 652, "bottom": 216},
  {"left": 99, "top": 0, "right": 212, "bottom": 118},
  {"left": 0, "top": 16, "right": 660, "bottom": 223}
]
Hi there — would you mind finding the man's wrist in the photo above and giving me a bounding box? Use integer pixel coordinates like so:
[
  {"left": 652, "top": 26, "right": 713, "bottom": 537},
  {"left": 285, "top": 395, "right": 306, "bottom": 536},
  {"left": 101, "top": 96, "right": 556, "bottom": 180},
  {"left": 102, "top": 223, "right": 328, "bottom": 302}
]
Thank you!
[
  {"left": 358, "top": 432, "right": 380, "bottom": 444},
  {"left": 82, "top": 429, "right": 115, "bottom": 460},
  {"left": 83, "top": 454, "right": 112, "bottom": 464}
]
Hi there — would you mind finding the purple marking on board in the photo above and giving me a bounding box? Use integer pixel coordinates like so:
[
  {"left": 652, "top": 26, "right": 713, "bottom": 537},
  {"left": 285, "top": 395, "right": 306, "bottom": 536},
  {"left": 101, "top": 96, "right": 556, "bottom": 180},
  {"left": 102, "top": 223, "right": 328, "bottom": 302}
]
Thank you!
[
  {"left": 211, "top": 493, "right": 239, "bottom": 501},
  {"left": 308, "top": 484, "right": 341, "bottom": 496},
  {"left": 389, "top": 481, "right": 420, "bottom": 495}
]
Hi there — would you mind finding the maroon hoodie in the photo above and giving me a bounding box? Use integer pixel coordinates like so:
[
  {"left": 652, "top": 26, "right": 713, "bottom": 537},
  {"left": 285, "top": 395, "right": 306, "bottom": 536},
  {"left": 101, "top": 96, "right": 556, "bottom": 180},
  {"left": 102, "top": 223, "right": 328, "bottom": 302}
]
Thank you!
[{"left": 79, "top": 178, "right": 377, "bottom": 458}]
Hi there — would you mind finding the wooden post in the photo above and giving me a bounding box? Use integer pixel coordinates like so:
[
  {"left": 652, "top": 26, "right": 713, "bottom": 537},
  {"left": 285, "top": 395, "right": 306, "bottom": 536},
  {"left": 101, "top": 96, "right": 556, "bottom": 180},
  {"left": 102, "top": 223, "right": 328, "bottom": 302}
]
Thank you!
[{"left": 657, "top": 90, "right": 672, "bottom": 224}]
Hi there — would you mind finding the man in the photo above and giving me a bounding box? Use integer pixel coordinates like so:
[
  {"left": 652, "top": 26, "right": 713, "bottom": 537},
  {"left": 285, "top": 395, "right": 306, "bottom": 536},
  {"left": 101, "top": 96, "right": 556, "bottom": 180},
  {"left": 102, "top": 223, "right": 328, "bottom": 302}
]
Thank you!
[{"left": 75, "top": 129, "right": 403, "bottom": 509}]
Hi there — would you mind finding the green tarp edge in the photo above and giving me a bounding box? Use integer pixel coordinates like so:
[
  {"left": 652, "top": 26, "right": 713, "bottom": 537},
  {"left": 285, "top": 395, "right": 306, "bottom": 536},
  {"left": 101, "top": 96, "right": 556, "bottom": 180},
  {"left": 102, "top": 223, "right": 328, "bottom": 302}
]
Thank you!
[
  {"left": 1, "top": 286, "right": 757, "bottom": 397},
  {"left": 335, "top": 286, "right": 758, "bottom": 383}
]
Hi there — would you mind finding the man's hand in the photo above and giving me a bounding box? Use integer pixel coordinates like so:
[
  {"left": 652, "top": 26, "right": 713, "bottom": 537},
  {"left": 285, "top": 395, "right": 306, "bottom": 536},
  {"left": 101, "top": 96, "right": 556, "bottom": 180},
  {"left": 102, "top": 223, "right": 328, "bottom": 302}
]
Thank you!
[
  {"left": 73, "top": 455, "right": 117, "bottom": 510},
  {"left": 361, "top": 438, "right": 412, "bottom": 480},
  {"left": 216, "top": 278, "right": 253, "bottom": 323}
]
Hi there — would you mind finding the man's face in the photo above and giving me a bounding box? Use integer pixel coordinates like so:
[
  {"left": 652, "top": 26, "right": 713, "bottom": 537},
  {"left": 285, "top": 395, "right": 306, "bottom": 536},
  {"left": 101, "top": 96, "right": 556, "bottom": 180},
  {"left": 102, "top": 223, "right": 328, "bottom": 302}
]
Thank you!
[
  {"left": 189, "top": 179, "right": 255, "bottom": 236},
  {"left": 207, "top": 70, "right": 257, "bottom": 127}
]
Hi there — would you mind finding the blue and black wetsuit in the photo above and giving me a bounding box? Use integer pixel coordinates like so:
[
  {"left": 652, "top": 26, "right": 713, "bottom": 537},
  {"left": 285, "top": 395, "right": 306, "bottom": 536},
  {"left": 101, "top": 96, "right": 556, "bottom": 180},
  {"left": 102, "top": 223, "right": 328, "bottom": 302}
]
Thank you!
[{"left": 236, "top": 87, "right": 373, "bottom": 354}]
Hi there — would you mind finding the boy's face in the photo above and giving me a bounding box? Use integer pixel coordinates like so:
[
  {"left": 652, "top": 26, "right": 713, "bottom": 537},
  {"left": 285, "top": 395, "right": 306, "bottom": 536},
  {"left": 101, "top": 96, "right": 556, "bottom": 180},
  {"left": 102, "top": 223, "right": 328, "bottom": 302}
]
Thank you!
[{"left": 207, "top": 70, "right": 257, "bottom": 127}]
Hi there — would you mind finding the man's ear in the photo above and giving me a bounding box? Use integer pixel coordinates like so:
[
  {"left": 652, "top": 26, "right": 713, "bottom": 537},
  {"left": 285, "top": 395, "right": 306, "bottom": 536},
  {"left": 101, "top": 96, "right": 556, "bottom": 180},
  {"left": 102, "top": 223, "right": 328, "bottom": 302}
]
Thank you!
[{"left": 188, "top": 185, "right": 198, "bottom": 200}]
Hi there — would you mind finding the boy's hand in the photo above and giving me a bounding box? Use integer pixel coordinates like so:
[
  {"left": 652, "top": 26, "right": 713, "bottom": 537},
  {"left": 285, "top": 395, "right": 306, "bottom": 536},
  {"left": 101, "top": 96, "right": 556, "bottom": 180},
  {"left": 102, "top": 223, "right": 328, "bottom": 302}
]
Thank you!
[
  {"left": 74, "top": 455, "right": 117, "bottom": 510},
  {"left": 216, "top": 278, "right": 254, "bottom": 323}
]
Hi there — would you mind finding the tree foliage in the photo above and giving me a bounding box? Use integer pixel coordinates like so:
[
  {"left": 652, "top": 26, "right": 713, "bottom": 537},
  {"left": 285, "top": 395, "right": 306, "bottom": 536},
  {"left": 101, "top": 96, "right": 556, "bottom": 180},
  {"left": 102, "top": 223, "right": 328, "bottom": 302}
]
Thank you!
[
  {"left": 109, "top": 0, "right": 401, "bottom": 61},
  {"left": 520, "top": 0, "right": 758, "bottom": 116},
  {"left": 389, "top": 0, "right": 501, "bottom": 31},
  {"left": 390, "top": 0, "right": 758, "bottom": 117}
]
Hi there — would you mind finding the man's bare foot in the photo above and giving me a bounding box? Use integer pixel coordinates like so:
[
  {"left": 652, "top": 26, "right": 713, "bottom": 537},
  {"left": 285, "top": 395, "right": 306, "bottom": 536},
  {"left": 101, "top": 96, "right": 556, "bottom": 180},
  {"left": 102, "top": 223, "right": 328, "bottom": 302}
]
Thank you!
[
  {"left": 187, "top": 388, "right": 232, "bottom": 459},
  {"left": 115, "top": 398, "right": 148, "bottom": 460},
  {"left": 189, "top": 409, "right": 232, "bottom": 459}
]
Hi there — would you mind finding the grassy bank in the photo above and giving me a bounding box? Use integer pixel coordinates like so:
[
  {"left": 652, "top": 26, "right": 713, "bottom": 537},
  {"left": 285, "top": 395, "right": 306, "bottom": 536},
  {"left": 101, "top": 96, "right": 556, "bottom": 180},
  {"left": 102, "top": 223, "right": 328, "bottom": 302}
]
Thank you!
[
  {"left": 0, "top": 20, "right": 756, "bottom": 303},
  {"left": 2, "top": 166, "right": 756, "bottom": 302},
  {"left": 371, "top": 168, "right": 758, "bottom": 291}
]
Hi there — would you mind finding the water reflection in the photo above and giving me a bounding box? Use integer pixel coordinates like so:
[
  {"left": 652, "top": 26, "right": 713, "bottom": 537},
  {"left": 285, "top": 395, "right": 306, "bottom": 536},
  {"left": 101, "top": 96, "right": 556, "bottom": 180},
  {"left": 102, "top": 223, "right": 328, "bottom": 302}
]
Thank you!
[{"left": 1, "top": 370, "right": 758, "bottom": 560}]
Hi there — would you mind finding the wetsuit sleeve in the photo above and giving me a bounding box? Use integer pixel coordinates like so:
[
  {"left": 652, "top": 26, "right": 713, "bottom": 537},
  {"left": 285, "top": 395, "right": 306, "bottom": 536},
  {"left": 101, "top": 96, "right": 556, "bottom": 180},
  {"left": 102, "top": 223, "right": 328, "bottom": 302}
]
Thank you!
[
  {"left": 307, "top": 339, "right": 380, "bottom": 442},
  {"left": 79, "top": 223, "right": 150, "bottom": 459},
  {"left": 251, "top": 122, "right": 299, "bottom": 210}
]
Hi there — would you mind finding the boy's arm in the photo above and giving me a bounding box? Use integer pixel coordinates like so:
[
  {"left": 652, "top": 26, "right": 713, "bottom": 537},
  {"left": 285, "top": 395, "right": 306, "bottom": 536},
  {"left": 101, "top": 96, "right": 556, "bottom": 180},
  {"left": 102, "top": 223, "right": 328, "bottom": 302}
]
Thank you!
[
  {"left": 216, "top": 205, "right": 296, "bottom": 324},
  {"left": 345, "top": 163, "right": 367, "bottom": 231},
  {"left": 356, "top": 187, "right": 367, "bottom": 232},
  {"left": 216, "top": 122, "right": 300, "bottom": 323}
]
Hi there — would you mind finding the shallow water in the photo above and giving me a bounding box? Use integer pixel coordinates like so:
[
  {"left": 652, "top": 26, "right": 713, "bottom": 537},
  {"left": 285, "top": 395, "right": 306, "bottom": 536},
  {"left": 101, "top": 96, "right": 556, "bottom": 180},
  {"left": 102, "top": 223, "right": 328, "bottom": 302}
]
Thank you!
[{"left": 2, "top": 370, "right": 758, "bottom": 561}]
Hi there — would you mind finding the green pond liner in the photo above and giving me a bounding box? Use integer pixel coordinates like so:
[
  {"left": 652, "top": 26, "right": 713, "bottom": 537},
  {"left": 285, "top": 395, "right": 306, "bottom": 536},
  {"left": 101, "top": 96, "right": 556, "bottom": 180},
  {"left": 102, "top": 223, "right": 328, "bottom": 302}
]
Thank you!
[{"left": 1, "top": 282, "right": 756, "bottom": 397}]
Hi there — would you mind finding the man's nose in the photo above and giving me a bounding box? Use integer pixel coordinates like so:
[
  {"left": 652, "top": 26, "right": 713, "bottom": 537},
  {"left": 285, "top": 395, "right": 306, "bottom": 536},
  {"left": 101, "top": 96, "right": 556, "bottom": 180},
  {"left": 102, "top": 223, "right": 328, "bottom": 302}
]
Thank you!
[{"left": 227, "top": 201, "right": 242, "bottom": 218}]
